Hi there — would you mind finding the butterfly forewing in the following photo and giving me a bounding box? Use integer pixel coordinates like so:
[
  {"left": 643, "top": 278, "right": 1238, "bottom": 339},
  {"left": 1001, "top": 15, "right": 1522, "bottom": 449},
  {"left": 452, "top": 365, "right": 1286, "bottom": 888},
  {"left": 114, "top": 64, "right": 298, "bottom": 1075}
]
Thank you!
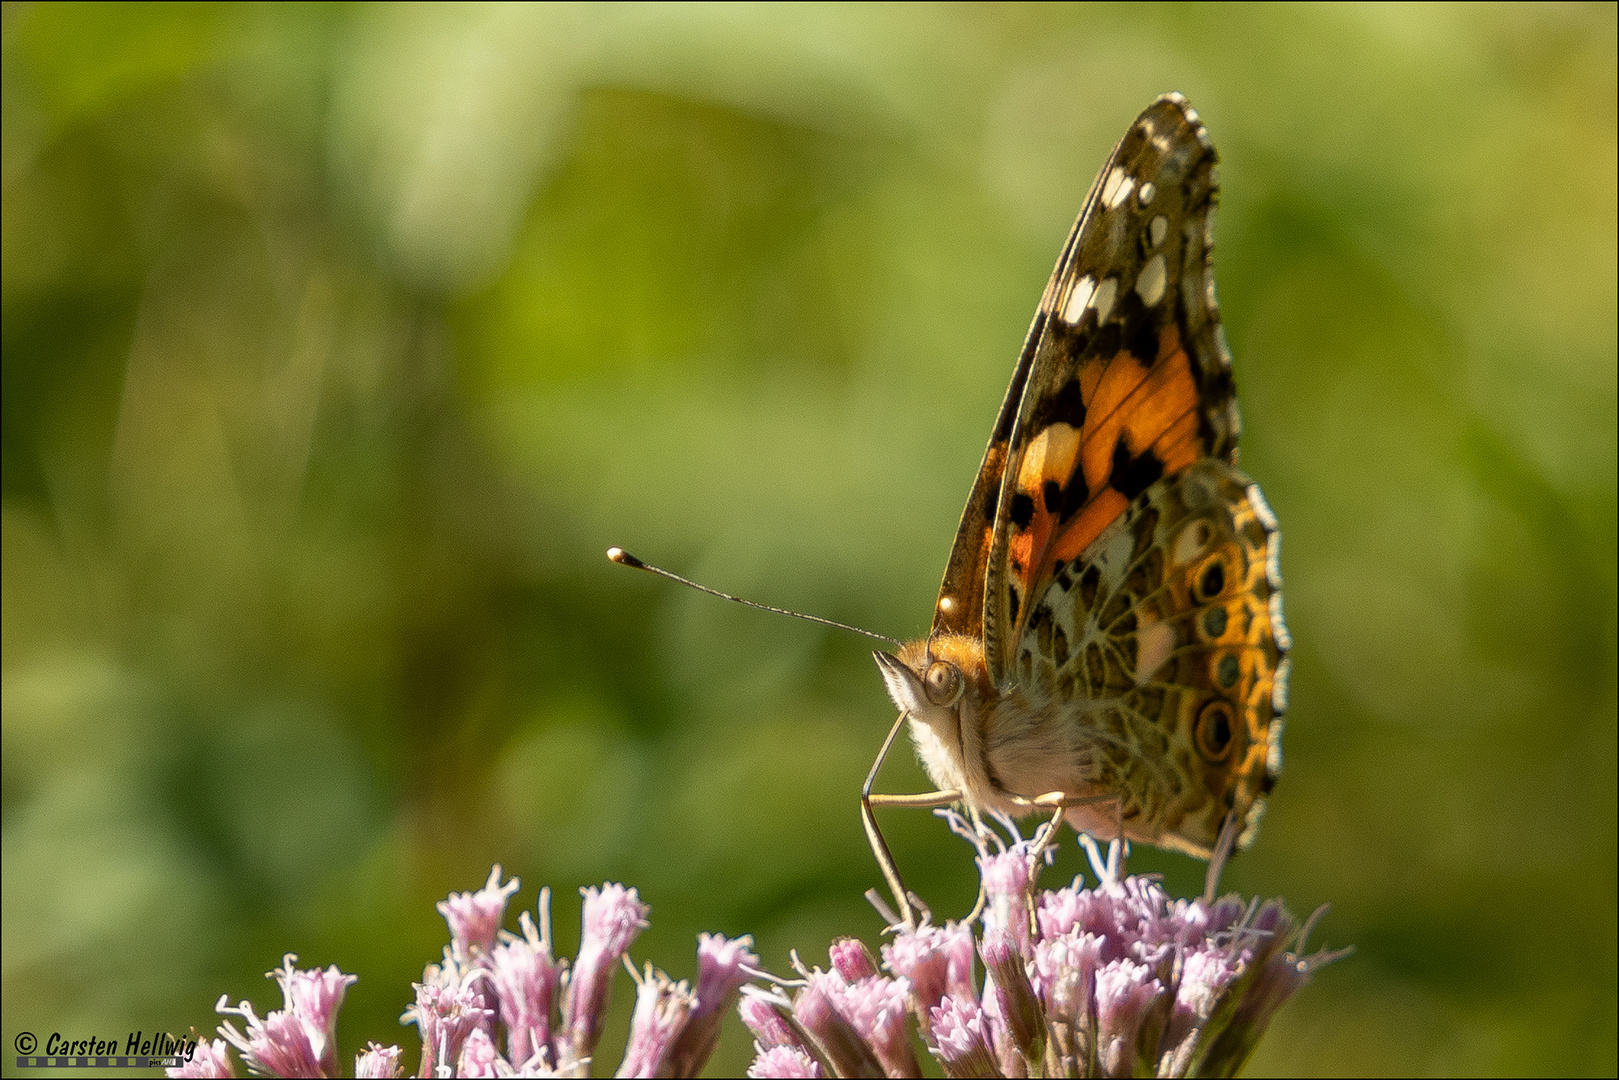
[{"left": 983, "top": 95, "right": 1240, "bottom": 685}]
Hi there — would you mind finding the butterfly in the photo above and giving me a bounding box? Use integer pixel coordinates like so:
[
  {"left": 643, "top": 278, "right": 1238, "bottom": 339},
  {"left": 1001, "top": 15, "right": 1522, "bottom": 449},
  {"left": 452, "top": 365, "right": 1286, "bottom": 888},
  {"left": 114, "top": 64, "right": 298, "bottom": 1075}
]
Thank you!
[{"left": 867, "top": 94, "right": 1289, "bottom": 920}]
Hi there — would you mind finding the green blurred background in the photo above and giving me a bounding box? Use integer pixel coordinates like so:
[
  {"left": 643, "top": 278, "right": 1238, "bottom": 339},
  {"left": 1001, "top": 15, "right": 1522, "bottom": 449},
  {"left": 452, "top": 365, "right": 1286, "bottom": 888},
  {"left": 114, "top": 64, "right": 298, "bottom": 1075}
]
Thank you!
[{"left": 3, "top": 3, "right": 1614, "bottom": 1076}]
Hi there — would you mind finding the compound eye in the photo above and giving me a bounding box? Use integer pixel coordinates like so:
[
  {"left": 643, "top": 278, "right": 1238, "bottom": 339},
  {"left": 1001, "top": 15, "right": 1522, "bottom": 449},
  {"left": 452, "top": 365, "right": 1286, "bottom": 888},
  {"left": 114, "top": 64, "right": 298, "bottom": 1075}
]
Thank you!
[{"left": 924, "top": 661, "right": 963, "bottom": 706}]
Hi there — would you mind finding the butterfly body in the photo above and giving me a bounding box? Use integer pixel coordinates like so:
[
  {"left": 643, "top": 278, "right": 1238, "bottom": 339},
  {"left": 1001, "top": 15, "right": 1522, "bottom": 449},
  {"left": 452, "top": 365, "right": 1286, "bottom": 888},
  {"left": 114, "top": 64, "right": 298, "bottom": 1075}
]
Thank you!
[{"left": 877, "top": 94, "right": 1288, "bottom": 859}]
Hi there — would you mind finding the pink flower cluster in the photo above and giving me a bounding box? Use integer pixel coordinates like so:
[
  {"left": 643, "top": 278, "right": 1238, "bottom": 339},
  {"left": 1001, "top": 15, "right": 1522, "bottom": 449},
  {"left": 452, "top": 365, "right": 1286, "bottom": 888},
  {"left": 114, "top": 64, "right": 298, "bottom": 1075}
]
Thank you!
[
  {"left": 167, "top": 830, "right": 1343, "bottom": 1077},
  {"left": 737, "top": 830, "right": 1346, "bottom": 1078},
  {"left": 169, "top": 867, "right": 756, "bottom": 1077}
]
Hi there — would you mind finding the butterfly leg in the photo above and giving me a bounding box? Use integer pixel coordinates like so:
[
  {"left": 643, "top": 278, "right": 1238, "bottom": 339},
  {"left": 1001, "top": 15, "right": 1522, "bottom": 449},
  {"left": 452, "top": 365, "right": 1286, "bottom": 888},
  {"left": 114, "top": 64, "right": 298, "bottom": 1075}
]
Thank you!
[
  {"left": 861, "top": 709, "right": 960, "bottom": 929},
  {"left": 1004, "top": 790, "right": 1124, "bottom": 881},
  {"left": 1004, "top": 790, "right": 1117, "bottom": 820},
  {"left": 1032, "top": 801, "right": 1067, "bottom": 859},
  {"left": 864, "top": 790, "right": 960, "bottom": 929}
]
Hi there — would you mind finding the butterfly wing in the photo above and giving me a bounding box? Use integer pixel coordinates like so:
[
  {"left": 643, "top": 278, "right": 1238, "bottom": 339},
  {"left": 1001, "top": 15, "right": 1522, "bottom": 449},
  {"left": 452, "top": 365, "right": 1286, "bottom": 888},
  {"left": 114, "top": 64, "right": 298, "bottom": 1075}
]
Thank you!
[
  {"left": 1014, "top": 457, "right": 1289, "bottom": 855},
  {"left": 980, "top": 94, "right": 1239, "bottom": 683},
  {"left": 975, "top": 94, "right": 1286, "bottom": 853},
  {"left": 926, "top": 95, "right": 1200, "bottom": 642}
]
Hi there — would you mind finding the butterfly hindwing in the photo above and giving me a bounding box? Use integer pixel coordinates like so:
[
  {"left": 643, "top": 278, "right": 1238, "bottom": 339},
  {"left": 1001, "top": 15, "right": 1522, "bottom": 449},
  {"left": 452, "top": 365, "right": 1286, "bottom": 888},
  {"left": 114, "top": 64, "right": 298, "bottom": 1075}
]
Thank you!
[{"left": 1010, "top": 458, "right": 1288, "bottom": 855}]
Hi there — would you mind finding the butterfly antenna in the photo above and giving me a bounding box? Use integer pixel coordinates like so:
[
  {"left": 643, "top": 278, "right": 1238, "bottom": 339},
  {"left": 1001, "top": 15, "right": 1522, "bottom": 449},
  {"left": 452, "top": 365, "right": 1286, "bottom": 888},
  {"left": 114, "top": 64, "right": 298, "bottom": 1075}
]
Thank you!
[{"left": 607, "top": 548, "right": 903, "bottom": 647}]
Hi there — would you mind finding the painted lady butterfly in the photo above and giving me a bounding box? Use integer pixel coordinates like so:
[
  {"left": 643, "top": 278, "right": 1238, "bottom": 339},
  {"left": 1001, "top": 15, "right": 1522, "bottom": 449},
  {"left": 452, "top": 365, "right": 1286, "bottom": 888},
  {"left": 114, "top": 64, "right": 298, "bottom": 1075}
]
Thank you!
[{"left": 867, "top": 94, "right": 1289, "bottom": 920}]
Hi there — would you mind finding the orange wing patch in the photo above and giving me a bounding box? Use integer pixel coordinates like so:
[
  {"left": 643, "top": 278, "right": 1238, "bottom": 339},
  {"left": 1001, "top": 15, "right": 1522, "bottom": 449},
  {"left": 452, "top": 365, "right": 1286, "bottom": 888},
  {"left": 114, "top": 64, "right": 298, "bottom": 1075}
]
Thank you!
[
  {"left": 1009, "top": 324, "right": 1205, "bottom": 602},
  {"left": 1050, "top": 488, "right": 1129, "bottom": 565}
]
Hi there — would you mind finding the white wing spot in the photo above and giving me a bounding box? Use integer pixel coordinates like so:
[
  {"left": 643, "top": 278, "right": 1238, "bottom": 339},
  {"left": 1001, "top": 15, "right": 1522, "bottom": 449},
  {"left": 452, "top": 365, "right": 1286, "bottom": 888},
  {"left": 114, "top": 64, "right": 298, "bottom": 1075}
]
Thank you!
[
  {"left": 1138, "top": 181, "right": 1156, "bottom": 206},
  {"left": 1204, "top": 204, "right": 1218, "bottom": 248},
  {"left": 938, "top": 596, "right": 955, "bottom": 613},
  {"left": 1135, "top": 253, "right": 1167, "bottom": 306},
  {"left": 1100, "top": 167, "right": 1124, "bottom": 206},
  {"left": 1246, "top": 483, "right": 1279, "bottom": 531},
  {"left": 1265, "top": 531, "right": 1284, "bottom": 591},
  {"left": 1266, "top": 715, "right": 1285, "bottom": 771},
  {"left": 1149, "top": 215, "right": 1169, "bottom": 248},
  {"left": 1061, "top": 275, "right": 1096, "bottom": 325},
  {"left": 1270, "top": 591, "right": 1292, "bottom": 651},
  {"left": 1093, "top": 277, "right": 1118, "bottom": 322},
  {"left": 1205, "top": 274, "right": 1220, "bottom": 314},
  {"left": 1101, "top": 167, "right": 1135, "bottom": 209},
  {"left": 1272, "top": 657, "right": 1291, "bottom": 716}
]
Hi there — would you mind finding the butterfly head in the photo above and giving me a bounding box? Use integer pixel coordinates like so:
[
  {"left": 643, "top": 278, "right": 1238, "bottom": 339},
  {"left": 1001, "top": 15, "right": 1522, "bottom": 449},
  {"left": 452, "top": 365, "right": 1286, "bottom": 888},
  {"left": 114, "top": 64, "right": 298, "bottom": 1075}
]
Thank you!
[
  {"left": 875, "top": 634, "right": 983, "bottom": 707},
  {"left": 874, "top": 634, "right": 997, "bottom": 796}
]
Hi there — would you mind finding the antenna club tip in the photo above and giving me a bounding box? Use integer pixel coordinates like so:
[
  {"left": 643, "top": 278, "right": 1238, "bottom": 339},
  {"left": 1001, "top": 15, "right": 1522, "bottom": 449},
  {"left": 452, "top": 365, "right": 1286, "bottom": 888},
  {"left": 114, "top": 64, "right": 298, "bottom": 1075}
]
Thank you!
[{"left": 606, "top": 547, "right": 644, "bottom": 568}]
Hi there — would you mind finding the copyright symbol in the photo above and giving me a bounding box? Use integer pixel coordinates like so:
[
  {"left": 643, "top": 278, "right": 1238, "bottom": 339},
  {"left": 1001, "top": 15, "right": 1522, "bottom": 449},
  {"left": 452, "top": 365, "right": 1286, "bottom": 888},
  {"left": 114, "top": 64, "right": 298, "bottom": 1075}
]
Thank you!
[{"left": 15, "top": 1031, "right": 37, "bottom": 1054}]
